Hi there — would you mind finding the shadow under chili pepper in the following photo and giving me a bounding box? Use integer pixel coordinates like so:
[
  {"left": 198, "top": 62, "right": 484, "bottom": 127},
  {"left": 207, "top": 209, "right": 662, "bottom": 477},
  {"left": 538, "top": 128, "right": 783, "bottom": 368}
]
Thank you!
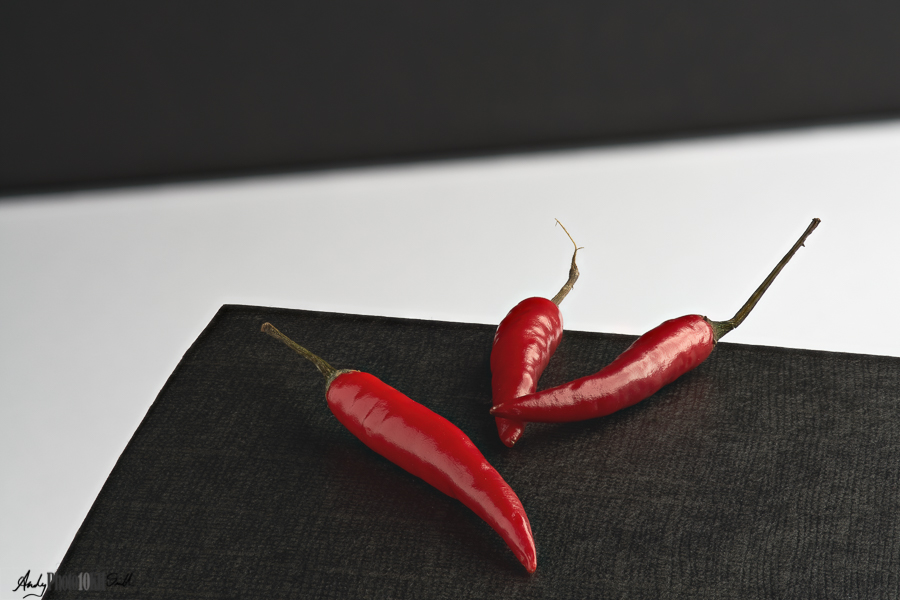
[
  {"left": 500, "top": 367, "right": 725, "bottom": 580},
  {"left": 318, "top": 441, "right": 532, "bottom": 576},
  {"left": 512, "top": 364, "right": 720, "bottom": 457},
  {"left": 256, "top": 380, "right": 531, "bottom": 578}
]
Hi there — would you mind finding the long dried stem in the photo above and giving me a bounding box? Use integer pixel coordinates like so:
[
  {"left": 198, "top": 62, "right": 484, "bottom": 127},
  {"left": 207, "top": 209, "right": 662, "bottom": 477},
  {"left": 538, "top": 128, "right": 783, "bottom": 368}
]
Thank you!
[{"left": 710, "top": 218, "right": 820, "bottom": 341}]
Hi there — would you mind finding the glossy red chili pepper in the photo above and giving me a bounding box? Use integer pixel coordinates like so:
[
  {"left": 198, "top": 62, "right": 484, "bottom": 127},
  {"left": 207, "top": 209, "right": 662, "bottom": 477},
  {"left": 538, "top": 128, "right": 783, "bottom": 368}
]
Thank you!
[
  {"left": 491, "top": 221, "right": 580, "bottom": 447},
  {"left": 491, "top": 218, "right": 820, "bottom": 426},
  {"left": 262, "top": 323, "right": 537, "bottom": 573}
]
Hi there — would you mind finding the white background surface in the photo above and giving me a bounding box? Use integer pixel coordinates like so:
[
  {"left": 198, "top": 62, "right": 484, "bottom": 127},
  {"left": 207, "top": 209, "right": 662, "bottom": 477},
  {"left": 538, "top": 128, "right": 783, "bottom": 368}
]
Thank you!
[{"left": 2, "top": 119, "right": 900, "bottom": 582}]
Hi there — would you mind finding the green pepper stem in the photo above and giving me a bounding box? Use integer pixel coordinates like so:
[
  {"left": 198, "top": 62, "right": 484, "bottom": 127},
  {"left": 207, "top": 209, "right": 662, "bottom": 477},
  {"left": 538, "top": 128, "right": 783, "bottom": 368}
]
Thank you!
[
  {"left": 550, "top": 219, "right": 584, "bottom": 306},
  {"left": 710, "top": 218, "right": 820, "bottom": 342},
  {"left": 261, "top": 322, "right": 340, "bottom": 382}
]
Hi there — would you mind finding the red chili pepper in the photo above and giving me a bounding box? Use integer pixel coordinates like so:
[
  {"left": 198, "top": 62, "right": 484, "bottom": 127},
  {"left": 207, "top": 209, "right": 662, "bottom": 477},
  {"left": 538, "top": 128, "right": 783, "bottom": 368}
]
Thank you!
[
  {"left": 491, "top": 220, "right": 581, "bottom": 447},
  {"left": 262, "top": 323, "right": 537, "bottom": 573},
  {"left": 491, "top": 218, "right": 820, "bottom": 426}
]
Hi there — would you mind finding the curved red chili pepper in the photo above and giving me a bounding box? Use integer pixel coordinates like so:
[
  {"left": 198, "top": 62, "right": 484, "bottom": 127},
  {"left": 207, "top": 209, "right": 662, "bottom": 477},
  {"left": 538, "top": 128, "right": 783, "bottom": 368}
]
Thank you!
[
  {"left": 491, "top": 221, "right": 580, "bottom": 447},
  {"left": 491, "top": 218, "right": 820, "bottom": 426},
  {"left": 262, "top": 323, "right": 537, "bottom": 573},
  {"left": 492, "top": 298, "right": 564, "bottom": 445}
]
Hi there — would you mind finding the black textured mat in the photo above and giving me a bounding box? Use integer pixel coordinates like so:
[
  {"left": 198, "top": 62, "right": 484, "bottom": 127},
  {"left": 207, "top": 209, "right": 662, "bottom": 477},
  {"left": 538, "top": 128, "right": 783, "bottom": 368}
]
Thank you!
[{"left": 47, "top": 305, "right": 900, "bottom": 598}]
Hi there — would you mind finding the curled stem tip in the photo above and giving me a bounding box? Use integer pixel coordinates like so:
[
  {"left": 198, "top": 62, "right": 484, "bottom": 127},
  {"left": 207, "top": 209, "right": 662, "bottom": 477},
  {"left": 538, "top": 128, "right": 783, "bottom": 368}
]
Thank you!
[
  {"left": 551, "top": 219, "right": 584, "bottom": 306},
  {"left": 261, "top": 322, "right": 338, "bottom": 381},
  {"left": 710, "top": 218, "right": 820, "bottom": 342}
]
